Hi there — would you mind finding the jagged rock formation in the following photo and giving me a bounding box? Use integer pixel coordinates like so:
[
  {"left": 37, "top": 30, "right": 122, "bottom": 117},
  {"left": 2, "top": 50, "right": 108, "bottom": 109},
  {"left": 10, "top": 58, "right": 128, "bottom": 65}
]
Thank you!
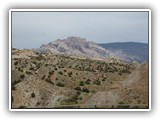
[{"left": 34, "top": 36, "right": 109, "bottom": 60}]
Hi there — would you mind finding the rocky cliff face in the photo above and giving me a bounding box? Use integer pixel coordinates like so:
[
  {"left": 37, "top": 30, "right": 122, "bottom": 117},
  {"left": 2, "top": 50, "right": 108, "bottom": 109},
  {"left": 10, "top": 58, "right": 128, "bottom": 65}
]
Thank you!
[{"left": 34, "top": 36, "right": 109, "bottom": 60}]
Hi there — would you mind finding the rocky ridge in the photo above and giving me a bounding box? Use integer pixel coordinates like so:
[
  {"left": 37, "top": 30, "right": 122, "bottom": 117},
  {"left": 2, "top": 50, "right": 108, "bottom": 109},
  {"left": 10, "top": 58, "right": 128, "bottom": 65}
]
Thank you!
[{"left": 34, "top": 36, "right": 110, "bottom": 60}]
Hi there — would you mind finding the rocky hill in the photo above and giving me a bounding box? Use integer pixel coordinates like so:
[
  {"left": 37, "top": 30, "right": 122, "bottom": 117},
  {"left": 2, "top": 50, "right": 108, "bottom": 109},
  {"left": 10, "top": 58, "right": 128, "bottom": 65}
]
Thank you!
[
  {"left": 34, "top": 36, "right": 109, "bottom": 60},
  {"left": 11, "top": 48, "right": 149, "bottom": 108}
]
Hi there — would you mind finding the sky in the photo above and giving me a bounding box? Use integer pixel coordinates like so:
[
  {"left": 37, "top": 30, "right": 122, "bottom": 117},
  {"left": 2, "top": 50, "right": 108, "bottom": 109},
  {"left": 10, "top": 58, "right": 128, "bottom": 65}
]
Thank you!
[{"left": 12, "top": 11, "right": 148, "bottom": 49}]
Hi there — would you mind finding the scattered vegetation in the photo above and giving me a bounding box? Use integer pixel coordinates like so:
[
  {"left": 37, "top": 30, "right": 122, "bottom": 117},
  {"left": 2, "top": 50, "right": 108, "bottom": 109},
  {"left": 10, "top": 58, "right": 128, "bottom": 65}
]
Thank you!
[{"left": 12, "top": 48, "right": 145, "bottom": 108}]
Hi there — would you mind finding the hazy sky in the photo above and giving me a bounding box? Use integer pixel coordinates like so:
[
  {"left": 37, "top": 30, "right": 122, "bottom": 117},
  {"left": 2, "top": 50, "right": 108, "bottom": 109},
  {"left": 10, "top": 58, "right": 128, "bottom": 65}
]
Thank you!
[{"left": 12, "top": 11, "right": 148, "bottom": 49}]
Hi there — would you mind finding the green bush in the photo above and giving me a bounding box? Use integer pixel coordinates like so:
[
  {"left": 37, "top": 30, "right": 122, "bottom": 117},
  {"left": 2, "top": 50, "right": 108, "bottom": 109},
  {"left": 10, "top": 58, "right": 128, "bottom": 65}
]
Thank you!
[
  {"left": 48, "top": 74, "right": 51, "bottom": 78},
  {"left": 77, "top": 91, "right": 81, "bottom": 95},
  {"left": 49, "top": 70, "right": 54, "bottom": 75},
  {"left": 26, "top": 71, "right": 32, "bottom": 75},
  {"left": 56, "top": 82, "right": 64, "bottom": 87},
  {"left": 31, "top": 92, "right": 35, "bottom": 98},
  {"left": 58, "top": 71, "right": 63, "bottom": 75},
  {"left": 14, "top": 61, "right": 18, "bottom": 65},
  {"left": 12, "top": 80, "right": 21, "bottom": 85},
  {"left": 20, "top": 74, "right": 25, "bottom": 79},
  {"left": 85, "top": 79, "right": 90, "bottom": 85},
  {"left": 79, "top": 81, "right": 84, "bottom": 86},
  {"left": 119, "top": 101, "right": 124, "bottom": 104},
  {"left": 74, "top": 86, "right": 82, "bottom": 91},
  {"left": 36, "top": 55, "right": 43, "bottom": 60},
  {"left": 94, "top": 80, "right": 101, "bottom": 85},
  {"left": 66, "top": 95, "right": 78, "bottom": 103},
  {"left": 32, "top": 61, "right": 37, "bottom": 65},
  {"left": 82, "top": 88, "right": 90, "bottom": 93},
  {"left": 18, "top": 67, "right": 23, "bottom": 72},
  {"left": 68, "top": 72, "right": 72, "bottom": 77},
  {"left": 42, "top": 75, "right": 45, "bottom": 80},
  {"left": 30, "top": 67, "right": 34, "bottom": 71}
]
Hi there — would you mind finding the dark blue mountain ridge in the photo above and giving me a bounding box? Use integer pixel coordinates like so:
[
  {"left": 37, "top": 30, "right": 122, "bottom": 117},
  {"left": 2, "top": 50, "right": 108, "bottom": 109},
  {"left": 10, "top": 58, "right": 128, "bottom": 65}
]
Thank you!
[{"left": 98, "top": 42, "right": 148, "bottom": 63}]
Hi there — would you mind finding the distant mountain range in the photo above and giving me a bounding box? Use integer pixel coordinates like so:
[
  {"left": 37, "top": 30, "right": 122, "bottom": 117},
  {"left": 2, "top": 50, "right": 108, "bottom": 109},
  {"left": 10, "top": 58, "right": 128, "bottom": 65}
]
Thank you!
[
  {"left": 99, "top": 42, "right": 148, "bottom": 63},
  {"left": 34, "top": 37, "right": 148, "bottom": 63}
]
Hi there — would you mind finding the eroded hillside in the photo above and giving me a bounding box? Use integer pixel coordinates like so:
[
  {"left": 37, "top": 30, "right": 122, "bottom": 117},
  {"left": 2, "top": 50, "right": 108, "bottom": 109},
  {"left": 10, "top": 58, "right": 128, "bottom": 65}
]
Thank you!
[{"left": 11, "top": 48, "right": 148, "bottom": 108}]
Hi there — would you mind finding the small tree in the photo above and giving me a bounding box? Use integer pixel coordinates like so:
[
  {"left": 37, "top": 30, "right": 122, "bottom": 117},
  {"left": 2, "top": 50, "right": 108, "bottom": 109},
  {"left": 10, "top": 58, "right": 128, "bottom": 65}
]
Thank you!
[
  {"left": 74, "top": 86, "right": 82, "bottom": 91},
  {"left": 42, "top": 75, "right": 45, "bottom": 80},
  {"left": 79, "top": 81, "right": 84, "bottom": 86},
  {"left": 20, "top": 74, "right": 25, "bottom": 79},
  {"left": 58, "top": 71, "right": 63, "bottom": 75},
  {"left": 77, "top": 91, "right": 81, "bottom": 95},
  {"left": 85, "top": 79, "right": 90, "bottom": 85},
  {"left": 30, "top": 67, "right": 34, "bottom": 71},
  {"left": 49, "top": 70, "right": 54, "bottom": 75},
  {"left": 14, "top": 61, "right": 18, "bottom": 66},
  {"left": 102, "top": 78, "right": 106, "bottom": 81},
  {"left": 68, "top": 72, "right": 72, "bottom": 77},
  {"left": 56, "top": 82, "right": 64, "bottom": 87},
  {"left": 119, "top": 101, "right": 124, "bottom": 104},
  {"left": 31, "top": 92, "right": 35, "bottom": 98},
  {"left": 94, "top": 80, "right": 101, "bottom": 85},
  {"left": 82, "top": 88, "right": 90, "bottom": 93},
  {"left": 32, "top": 61, "right": 37, "bottom": 65}
]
